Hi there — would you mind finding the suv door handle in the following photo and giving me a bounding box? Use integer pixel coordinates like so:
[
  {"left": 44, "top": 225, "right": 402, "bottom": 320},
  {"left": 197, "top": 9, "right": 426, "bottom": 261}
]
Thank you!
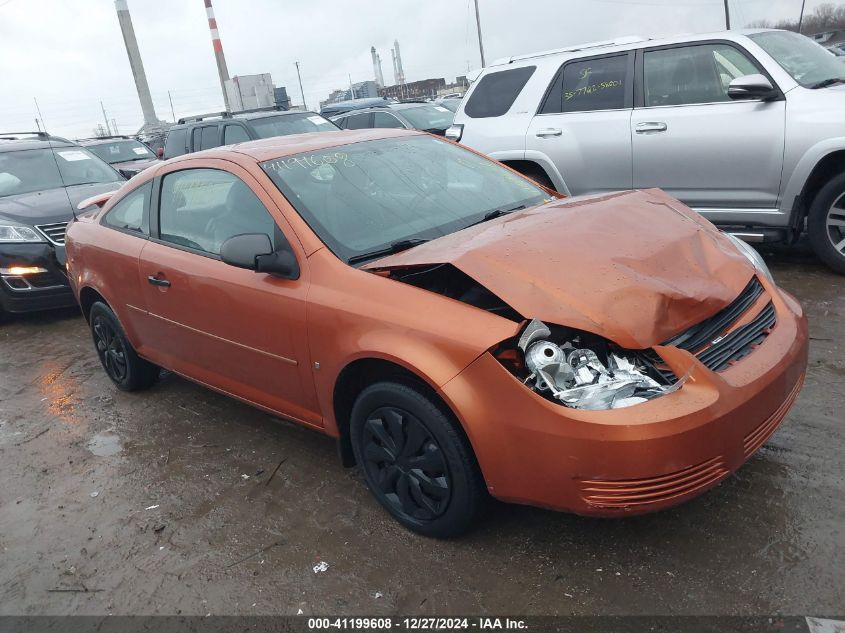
[
  {"left": 147, "top": 274, "right": 171, "bottom": 287},
  {"left": 635, "top": 122, "right": 668, "bottom": 134},
  {"left": 535, "top": 128, "right": 562, "bottom": 138}
]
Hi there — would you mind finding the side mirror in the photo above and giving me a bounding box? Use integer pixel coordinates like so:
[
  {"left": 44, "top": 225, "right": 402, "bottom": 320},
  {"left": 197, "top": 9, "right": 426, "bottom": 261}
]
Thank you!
[
  {"left": 220, "top": 233, "right": 300, "bottom": 279},
  {"left": 118, "top": 168, "right": 135, "bottom": 180},
  {"left": 156, "top": 147, "right": 164, "bottom": 158},
  {"left": 728, "top": 74, "right": 778, "bottom": 101}
]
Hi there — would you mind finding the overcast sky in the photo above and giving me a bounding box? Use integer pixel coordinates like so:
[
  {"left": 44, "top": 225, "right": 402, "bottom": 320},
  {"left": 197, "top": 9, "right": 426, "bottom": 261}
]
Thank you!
[{"left": 0, "top": 0, "right": 831, "bottom": 138}]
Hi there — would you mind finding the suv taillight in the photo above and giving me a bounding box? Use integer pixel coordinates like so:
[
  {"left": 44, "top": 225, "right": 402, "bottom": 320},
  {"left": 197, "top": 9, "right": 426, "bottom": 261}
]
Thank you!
[{"left": 445, "top": 124, "right": 463, "bottom": 142}]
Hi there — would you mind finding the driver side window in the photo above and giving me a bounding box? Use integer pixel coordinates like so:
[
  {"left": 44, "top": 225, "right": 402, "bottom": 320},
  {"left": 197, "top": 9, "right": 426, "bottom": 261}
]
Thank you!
[{"left": 158, "top": 169, "right": 277, "bottom": 256}]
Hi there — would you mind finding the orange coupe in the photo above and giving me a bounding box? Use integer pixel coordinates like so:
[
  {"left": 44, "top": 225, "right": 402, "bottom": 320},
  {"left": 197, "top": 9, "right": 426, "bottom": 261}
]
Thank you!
[{"left": 66, "top": 129, "right": 808, "bottom": 537}]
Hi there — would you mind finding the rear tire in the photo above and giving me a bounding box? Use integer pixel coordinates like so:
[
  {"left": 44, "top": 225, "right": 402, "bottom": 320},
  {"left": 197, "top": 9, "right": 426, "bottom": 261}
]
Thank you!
[
  {"left": 350, "top": 381, "right": 486, "bottom": 538},
  {"left": 89, "top": 302, "right": 159, "bottom": 391},
  {"left": 808, "top": 172, "right": 845, "bottom": 275}
]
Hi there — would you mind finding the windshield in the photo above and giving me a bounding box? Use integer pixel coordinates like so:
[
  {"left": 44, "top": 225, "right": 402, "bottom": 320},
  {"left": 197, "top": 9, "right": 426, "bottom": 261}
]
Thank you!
[
  {"left": 261, "top": 135, "right": 549, "bottom": 264},
  {"left": 248, "top": 113, "right": 338, "bottom": 139},
  {"left": 750, "top": 31, "right": 845, "bottom": 87},
  {"left": 0, "top": 147, "right": 121, "bottom": 198},
  {"left": 398, "top": 105, "right": 455, "bottom": 131},
  {"left": 86, "top": 139, "right": 155, "bottom": 163}
]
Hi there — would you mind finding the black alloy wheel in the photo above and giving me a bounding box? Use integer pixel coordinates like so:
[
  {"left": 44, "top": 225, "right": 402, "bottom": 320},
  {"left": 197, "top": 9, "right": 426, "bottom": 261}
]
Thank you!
[
  {"left": 350, "top": 381, "right": 486, "bottom": 538},
  {"left": 93, "top": 314, "right": 128, "bottom": 383},
  {"left": 361, "top": 406, "right": 451, "bottom": 521}
]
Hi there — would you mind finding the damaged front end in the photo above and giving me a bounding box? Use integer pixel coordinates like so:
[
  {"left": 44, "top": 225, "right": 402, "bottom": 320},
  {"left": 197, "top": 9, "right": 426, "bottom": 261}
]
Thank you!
[{"left": 494, "top": 319, "right": 684, "bottom": 411}]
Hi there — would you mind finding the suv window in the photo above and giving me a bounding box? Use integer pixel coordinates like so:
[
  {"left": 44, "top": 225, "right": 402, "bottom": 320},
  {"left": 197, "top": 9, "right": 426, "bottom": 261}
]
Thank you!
[
  {"left": 344, "top": 113, "right": 373, "bottom": 129},
  {"left": 164, "top": 128, "right": 188, "bottom": 158},
  {"left": 644, "top": 44, "right": 759, "bottom": 107},
  {"left": 223, "top": 125, "right": 250, "bottom": 145},
  {"left": 158, "top": 169, "right": 277, "bottom": 255},
  {"left": 543, "top": 55, "right": 628, "bottom": 114},
  {"left": 199, "top": 125, "right": 219, "bottom": 151},
  {"left": 464, "top": 66, "right": 536, "bottom": 118},
  {"left": 103, "top": 181, "right": 150, "bottom": 234},
  {"left": 372, "top": 112, "right": 405, "bottom": 128}
]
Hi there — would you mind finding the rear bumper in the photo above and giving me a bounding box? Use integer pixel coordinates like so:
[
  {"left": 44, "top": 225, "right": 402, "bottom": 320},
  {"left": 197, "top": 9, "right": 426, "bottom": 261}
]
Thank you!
[
  {"left": 0, "top": 243, "right": 76, "bottom": 314},
  {"left": 440, "top": 285, "right": 809, "bottom": 516}
]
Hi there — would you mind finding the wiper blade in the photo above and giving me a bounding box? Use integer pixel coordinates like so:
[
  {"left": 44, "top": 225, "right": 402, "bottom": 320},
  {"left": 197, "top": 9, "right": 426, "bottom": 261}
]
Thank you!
[
  {"left": 465, "top": 204, "right": 527, "bottom": 229},
  {"left": 348, "top": 238, "right": 430, "bottom": 265},
  {"left": 810, "top": 77, "right": 845, "bottom": 89}
]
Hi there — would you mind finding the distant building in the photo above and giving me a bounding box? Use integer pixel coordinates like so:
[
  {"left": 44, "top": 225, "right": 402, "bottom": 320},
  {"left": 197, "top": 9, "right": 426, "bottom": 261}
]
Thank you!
[
  {"left": 380, "top": 78, "right": 446, "bottom": 100},
  {"left": 274, "top": 87, "right": 291, "bottom": 110},
  {"left": 436, "top": 76, "right": 470, "bottom": 97},
  {"left": 225, "top": 73, "right": 276, "bottom": 111},
  {"left": 319, "top": 81, "right": 380, "bottom": 108}
]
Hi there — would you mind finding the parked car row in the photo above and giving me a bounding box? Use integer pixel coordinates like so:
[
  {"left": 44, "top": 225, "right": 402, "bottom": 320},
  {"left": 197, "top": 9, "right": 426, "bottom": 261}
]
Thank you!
[{"left": 446, "top": 28, "right": 845, "bottom": 273}]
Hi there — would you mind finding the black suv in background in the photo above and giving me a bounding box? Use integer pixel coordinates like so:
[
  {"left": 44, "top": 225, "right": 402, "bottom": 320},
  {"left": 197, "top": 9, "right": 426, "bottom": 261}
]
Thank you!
[
  {"left": 77, "top": 135, "right": 161, "bottom": 178},
  {"left": 162, "top": 106, "right": 338, "bottom": 159},
  {"left": 0, "top": 132, "right": 123, "bottom": 314}
]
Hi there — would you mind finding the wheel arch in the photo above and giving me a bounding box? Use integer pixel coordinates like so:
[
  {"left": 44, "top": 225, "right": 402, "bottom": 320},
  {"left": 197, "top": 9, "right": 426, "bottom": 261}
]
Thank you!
[
  {"left": 331, "top": 357, "right": 477, "bottom": 471},
  {"left": 78, "top": 286, "right": 110, "bottom": 323},
  {"left": 798, "top": 150, "right": 845, "bottom": 221}
]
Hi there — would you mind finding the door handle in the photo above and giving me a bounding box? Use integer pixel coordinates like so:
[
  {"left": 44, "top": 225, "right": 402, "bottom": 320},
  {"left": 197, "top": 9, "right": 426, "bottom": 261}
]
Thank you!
[
  {"left": 535, "top": 128, "right": 562, "bottom": 138},
  {"left": 635, "top": 122, "right": 668, "bottom": 134},
  {"left": 147, "top": 275, "right": 171, "bottom": 287}
]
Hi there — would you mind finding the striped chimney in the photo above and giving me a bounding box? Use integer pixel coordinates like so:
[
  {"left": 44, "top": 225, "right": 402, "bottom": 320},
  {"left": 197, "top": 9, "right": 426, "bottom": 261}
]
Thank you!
[{"left": 204, "top": 0, "right": 231, "bottom": 111}]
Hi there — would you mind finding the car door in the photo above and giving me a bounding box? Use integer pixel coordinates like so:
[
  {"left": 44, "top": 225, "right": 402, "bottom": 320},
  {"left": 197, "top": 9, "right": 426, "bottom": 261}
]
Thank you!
[
  {"left": 631, "top": 41, "right": 786, "bottom": 211},
  {"left": 135, "top": 159, "right": 320, "bottom": 427},
  {"left": 372, "top": 111, "right": 407, "bottom": 129},
  {"left": 343, "top": 112, "right": 373, "bottom": 129},
  {"left": 525, "top": 52, "right": 634, "bottom": 195}
]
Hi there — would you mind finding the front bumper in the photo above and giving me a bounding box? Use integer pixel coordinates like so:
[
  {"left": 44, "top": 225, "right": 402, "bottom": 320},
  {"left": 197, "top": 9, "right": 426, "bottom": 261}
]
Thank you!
[
  {"left": 440, "top": 285, "right": 809, "bottom": 516},
  {"left": 0, "top": 243, "right": 76, "bottom": 314}
]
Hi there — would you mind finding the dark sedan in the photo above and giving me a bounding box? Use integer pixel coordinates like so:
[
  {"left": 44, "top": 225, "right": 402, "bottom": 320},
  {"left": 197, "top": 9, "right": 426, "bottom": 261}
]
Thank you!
[{"left": 77, "top": 136, "right": 161, "bottom": 178}]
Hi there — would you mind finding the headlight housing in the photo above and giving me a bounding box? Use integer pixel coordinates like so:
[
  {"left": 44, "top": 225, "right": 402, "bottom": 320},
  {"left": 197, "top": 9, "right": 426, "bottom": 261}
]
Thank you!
[
  {"left": 493, "top": 319, "right": 682, "bottom": 411},
  {"left": 723, "top": 232, "right": 773, "bottom": 284},
  {"left": 0, "top": 221, "right": 45, "bottom": 244}
]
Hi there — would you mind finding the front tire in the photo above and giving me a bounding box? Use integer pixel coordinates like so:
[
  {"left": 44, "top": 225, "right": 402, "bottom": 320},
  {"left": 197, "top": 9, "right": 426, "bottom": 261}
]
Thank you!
[
  {"left": 808, "top": 172, "right": 845, "bottom": 275},
  {"left": 350, "top": 381, "right": 486, "bottom": 538},
  {"left": 89, "top": 302, "right": 159, "bottom": 391}
]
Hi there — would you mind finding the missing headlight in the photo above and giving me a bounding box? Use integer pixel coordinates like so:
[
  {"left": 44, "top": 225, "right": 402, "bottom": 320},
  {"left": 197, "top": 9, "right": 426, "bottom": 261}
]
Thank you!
[{"left": 494, "top": 318, "right": 683, "bottom": 410}]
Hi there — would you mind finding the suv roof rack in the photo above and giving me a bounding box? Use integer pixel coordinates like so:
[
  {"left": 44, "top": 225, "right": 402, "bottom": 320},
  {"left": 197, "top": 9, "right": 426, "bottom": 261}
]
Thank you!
[
  {"left": 177, "top": 104, "right": 291, "bottom": 124},
  {"left": 76, "top": 135, "right": 134, "bottom": 141},
  {"left": 490, "top": 36, "right": 649, "bottom": 65},
  {"left": 0, "top": 131, "right": 72, "bottom": 144}
]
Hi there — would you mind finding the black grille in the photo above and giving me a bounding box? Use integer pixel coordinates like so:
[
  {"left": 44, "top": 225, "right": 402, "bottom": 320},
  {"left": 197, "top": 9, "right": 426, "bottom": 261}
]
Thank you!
[
  {"left": 27, "top": 271, "right": 68, "bottom": 289},
  {"left": 645, "top": 276, "right": 775, "bottom": 376},
  {"left": 36, "top": 222, "right": 68, "bottom": 245}
]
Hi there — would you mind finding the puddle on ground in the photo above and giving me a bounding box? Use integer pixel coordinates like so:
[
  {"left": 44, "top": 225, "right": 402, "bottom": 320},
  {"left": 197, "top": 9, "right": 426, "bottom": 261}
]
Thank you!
[{"left": 87, "top": 433, "right": 123, "bottom": 457}]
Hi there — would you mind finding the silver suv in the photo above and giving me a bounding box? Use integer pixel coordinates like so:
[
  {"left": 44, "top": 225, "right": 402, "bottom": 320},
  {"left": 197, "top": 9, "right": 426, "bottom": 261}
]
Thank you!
[{"left": 447, "top": 29, "right": 845, "bottom": 274}]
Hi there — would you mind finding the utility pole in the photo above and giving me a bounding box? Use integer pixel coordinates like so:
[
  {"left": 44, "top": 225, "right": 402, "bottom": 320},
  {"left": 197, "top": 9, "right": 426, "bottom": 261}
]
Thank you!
[
  {"left": 168, "top": 90, "right": 176, "bottom": 121},
  {"left": 111, "top": 118, "right": 119, "bottom": 135},
  {"left": 798, "top": 0, "right": 807, "bottom": 33},
  {"left": 35, "top": 119, "right": 41, "bottom": 132},
  {"left": 295, "top": 61, "right": 307, "bottom": 110},
  {"left": 100, "top": 101, "right": 112, "bottom": 135},
  {"left": 724, "top": 0, "right": 731, "bottom": 29},
  {"left": 34, "top": 97, "right": 47, "bottom": 132},
  {"left": 473, "top": 0, "right": 486, "bottom": 67}
]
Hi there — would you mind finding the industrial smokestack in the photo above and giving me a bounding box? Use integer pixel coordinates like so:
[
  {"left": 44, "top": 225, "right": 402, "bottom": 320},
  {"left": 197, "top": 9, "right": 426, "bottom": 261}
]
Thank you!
[
  {"left": 114, "top": 0, "right": 160, "bottom": 130},
  {"left": 204, "top": 0, "right": 231, "bottom": 111},
  {"left": 376, "top": 53, "right": 385, "bottom": 88},
  {"left": 371, "top": 46, "right": 382, "bottom": 87},
  {"left": 394, "top": 39, "right": 405, "bottom": 86},
  {"left": 391, "top": 48, "right": 399, "bottom": 86}
]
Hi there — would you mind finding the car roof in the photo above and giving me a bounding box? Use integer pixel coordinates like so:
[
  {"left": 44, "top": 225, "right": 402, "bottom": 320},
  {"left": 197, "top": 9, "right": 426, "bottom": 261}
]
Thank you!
[
  {"left": 335, "top": 102, "right": 437, "bottom": 117},
  {"left": 174, "top": 128, "right": 422, "bottom": 164},
  {"left": 0, "top": 135, "right": 76, "bottom": 153},
  {"left": 76, "top": 136, "right": 137, "bottom": 146},
  {"left": 171, "top": 109, "right": 320, "bottom": 129},
  {"left": 486, "top": 28, "right": 778, "bottom": 68}
]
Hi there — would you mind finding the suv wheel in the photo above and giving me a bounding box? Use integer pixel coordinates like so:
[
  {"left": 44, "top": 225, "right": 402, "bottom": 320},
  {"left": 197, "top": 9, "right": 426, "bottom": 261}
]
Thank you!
[
  {"left": 808, "top": 172, "right": 845, "bottom": 275},
  {"left": 350, "top": 381, "right": 486, "bottom": 538},
  {"left": 89, "top": 302, "right": 159, "bottom": 391}
]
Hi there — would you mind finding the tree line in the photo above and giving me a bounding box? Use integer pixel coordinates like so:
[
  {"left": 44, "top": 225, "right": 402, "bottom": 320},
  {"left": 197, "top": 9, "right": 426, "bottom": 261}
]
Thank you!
[{"left": 749, "top": 2, "right": 845, "bottom": 35}]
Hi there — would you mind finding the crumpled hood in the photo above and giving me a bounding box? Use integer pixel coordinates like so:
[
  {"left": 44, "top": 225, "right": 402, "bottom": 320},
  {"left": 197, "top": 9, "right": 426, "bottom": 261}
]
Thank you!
[
  {"left": 365, "top": 189, "right": 755, "bottom": 349},
  {"left": 0, "top": 181, "right": 123, "bottom": 225}
]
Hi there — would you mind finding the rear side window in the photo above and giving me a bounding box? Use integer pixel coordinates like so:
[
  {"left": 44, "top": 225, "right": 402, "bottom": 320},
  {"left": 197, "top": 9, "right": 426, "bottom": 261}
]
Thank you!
[
  {"left": 542, "top": 55, "right": 629, "bottom": 114},
  {"left": 103, "top": 182, "right": 151, "bottom": 235},
  {"left": 163, "top": 128, "right": 187, "bottom": 158},
  {"left": 344, "top": 113, "right": 373, "bottom": 129},
  {"left": 372, "top": 112, "right": 405, "bottom": 128},
  {"left": 464, "top": 66, "right": 536, "bottom": 118},
  {"left": 200, "top": 126, "right": 220, "bottom": 150}
]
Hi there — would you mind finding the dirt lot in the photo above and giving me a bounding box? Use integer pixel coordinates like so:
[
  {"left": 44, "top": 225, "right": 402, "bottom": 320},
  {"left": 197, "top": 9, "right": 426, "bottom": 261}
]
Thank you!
[{"left": 1, "top": 246, "right": 843, "bottom": 617}]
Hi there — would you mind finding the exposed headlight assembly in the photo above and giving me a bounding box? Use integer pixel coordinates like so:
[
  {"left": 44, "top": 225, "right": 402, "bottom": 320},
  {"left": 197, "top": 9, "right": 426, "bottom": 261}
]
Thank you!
[
  {"left": 723, "top": 232, "right": 773, "bottom": 284},
  {"left": 0, "top": 222, "right": 45, "bottom": 243},
  {"left": 494, "top": 319, "right": 683, "bottom": 411}
]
